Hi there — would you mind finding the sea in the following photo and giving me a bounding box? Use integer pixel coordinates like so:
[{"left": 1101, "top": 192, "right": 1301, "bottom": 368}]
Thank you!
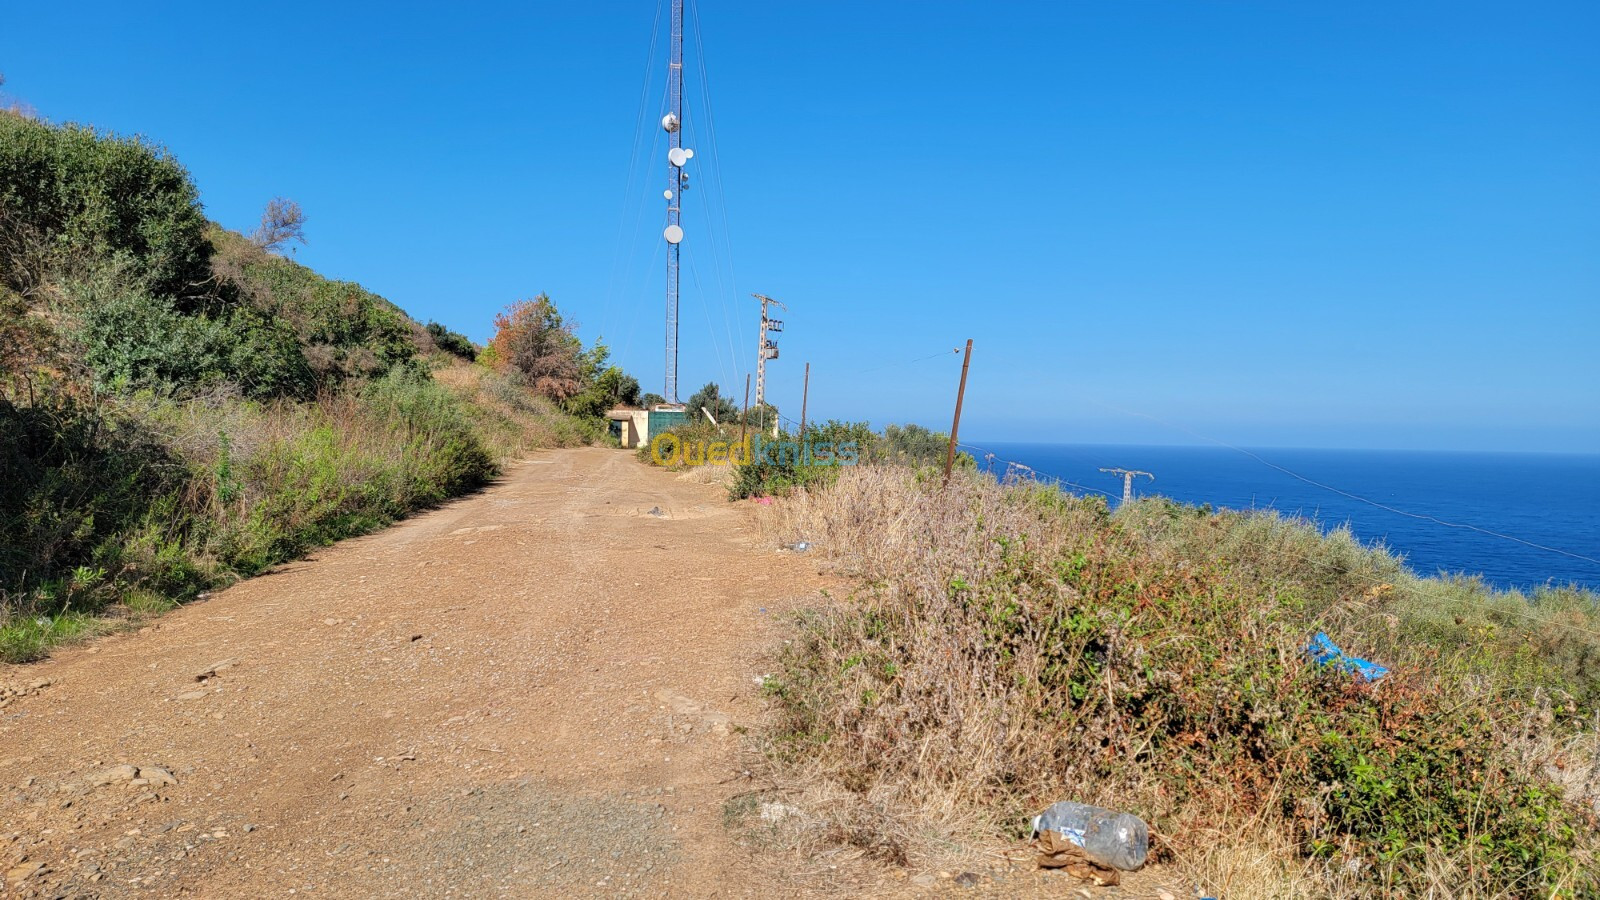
[{"left": 967, "top": 443, "right": 1600, "bottom": 592}]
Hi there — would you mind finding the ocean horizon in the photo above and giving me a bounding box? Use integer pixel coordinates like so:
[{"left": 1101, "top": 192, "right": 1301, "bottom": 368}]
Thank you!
[{"left": 965, "top": 441, "right": 1600, "bottom": 592}]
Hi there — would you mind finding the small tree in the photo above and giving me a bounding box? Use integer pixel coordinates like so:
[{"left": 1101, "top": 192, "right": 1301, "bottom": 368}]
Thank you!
[
  {"left": 563, "top": 366, "right": 642, "bottom": 419},
  {"left": 488, "top": 295, "right": 584, "bottom": 401},
  {"left": 748, "top": 401, "right": 780, "bottom": 431},
  {"left": 639, "top": 392, "right": 666, "bottom": 409},
  {"left": 599, "top": 368, "right": 641, "bottom": 408},
  {"left": 250, "top": 197, "right": 306, "bottom": 254},
  {"left": 684, "top": 381, "right": 738, "bottom": 424}
]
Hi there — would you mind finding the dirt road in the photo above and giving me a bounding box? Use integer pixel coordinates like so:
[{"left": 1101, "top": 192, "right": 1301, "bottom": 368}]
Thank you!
[{"left": 1, "top": 449, "right": 845, "bottom": 898}]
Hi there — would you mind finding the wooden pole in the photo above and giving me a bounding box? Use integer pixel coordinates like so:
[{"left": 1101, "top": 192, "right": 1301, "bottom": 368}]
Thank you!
[
  {"left": 799, "top": 362, "right": 810, "bottom": 437},
  {"left": 739, "top": 373, "right": 751, "bottom": 444},
  {"left": 943, "top": 339, "right": 973, "bottom": 486}
]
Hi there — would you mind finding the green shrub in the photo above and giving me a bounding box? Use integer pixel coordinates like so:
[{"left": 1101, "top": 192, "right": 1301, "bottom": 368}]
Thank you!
[
  {"left": 0, "top": 394, "right": 199, "bottom": 622},
  {"left": 0, "top": 113, "right": 209, "bottom": 299},
  {"left": 871, "top": 422, "right": 971, "bottom": 468},
  {"left": 227, "top": 248, "right": 420, "bottom": 383},
  {"left": 72, "top": 270, "right": 314, "bottom": 399},
  {"left": 425, "top": 321, "right": 477, "bottom": 361},
  {"left": 564, "top": 366, "right": 641, "bottom": 420},
  {"left": 725, "top": 421, "right": 874, "bottom": 499},
  {"left": 211, "top": 372, "right": 494, "bottom": 574},
  {"left": 1288, "top": 676, "right": 1590, "bottom": 889}
]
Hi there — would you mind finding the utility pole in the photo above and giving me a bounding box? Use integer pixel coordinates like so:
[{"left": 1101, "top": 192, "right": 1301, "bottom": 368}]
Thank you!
[
  {"left": 739, "top": 373, "right": 750, "bottom": 444},
  {"left": 660, "top": 0, "right": 687, "bottom": 402},
  {"left": 799, "top": 362, "right": 810, "bottom": 437},
  {"left": 1100, "top": 468, "right": 1154, "bottom": 505},
  {"left": 752, "top": 293, "right": 784, "bottom": 433},
  {"left": 943, "top": 339, "right": 973, "bottom": 485}
]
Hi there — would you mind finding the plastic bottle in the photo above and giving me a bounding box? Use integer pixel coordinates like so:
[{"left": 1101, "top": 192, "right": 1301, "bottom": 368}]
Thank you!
[{"left": 1032, "top": 800, "right": 1149, "bottom": 871}]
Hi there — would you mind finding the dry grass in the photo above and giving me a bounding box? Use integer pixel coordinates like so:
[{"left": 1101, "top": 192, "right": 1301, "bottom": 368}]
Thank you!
[
  {"left": 677, "top": 463, "right": 734, "bottom": 487},
  {"left": 1170, "top": 812, "right": 1318, "bottom": 899},
  {"left": 753, "top": 466, "right": 1600, "bottom": 897},
  {"left": 431, "top": 360, "right": 599, "bottom": 458}
]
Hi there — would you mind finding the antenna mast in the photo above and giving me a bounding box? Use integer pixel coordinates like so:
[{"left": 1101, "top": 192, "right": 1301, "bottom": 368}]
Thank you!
[{"left": 661, "top": 0, "right": 687, "bottom": 403}]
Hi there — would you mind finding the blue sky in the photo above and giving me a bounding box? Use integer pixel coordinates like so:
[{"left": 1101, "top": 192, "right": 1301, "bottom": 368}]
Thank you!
[{"left": 4, "top": 1, "right": 1596, "bottom": 451}]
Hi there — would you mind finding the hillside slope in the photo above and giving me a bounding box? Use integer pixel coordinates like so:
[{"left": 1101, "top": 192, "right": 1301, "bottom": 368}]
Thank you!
[{"left": 0, "top": 111, "right": 603, "bottom": 661}]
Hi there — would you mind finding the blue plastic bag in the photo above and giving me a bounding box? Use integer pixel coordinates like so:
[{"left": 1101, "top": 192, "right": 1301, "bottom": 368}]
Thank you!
[{"left": 1306, "top": 632, "right": 1387, "bottom": 681}]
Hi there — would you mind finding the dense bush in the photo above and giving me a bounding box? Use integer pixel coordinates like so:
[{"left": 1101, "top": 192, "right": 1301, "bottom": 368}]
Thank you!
[
  {"left": 872, "top": 422, "right": 964, "bottom": 467},
  {"left": 0, "top": 372, "right": 506, "bottom": 660},
  {"left": 563, "top": 366, "right": 641, "bottom": 420},
  {"left": 0, "top": 112, "right": 209, "bottom": 299},
  {"left": 208, "top": 372, "right": 494, "bottom": 574},
  {"left": 425, "top": 321, "right": 477, "bottom": 361},
  {"left": 486, "top": 295, "right": 585, "bottom": 400},
  {"left": 73, "top": 273, "right": 312, "bottom": 399},
  {"left": 726, "top": 420, "right": 876, "bottom": 499},
  {"left": 228, "top": 246, "right": 419, "bottom": 383},
  {"left": 683, "top": 382, "right": 737, "bottom": 423},
  {"left": 0, "top": 393, "right": 207, "bottom": 661}
]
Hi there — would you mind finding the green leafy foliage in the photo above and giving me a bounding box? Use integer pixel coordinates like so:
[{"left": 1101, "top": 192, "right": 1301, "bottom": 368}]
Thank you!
[
  {"left": 564, "top": 366, "right": 641, "bottom": 420},
  {"left": 0, "top": 392, "right": 200, "bottom": 626},
  {"left": 683, "top": 382, "right": 738, "bottom": 424},
  {"left": 73, "top": 273, "right": 312, "bottom": 399},
  {"left": 229, "top": 246, "right": 420, "bottom": 383},
  {"left": 0, "top": 112, "right": 209, "bottom": 299},
  {"left": 872, "top": 422, "right": 967, "bottom": 468},
  {"left": 425, "top": 321, "right": 477, "bottom": 361},
  {"left": 209, "top": 372, "right": 494, "bottom": 575},
  {"left": 726, "top": 420, "right": 875, "bottom": 499}
]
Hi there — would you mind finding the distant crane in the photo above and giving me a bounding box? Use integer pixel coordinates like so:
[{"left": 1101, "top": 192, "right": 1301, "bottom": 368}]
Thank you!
[{"left": 1100, "top": 467, "right": 1154, "bottom": 505}]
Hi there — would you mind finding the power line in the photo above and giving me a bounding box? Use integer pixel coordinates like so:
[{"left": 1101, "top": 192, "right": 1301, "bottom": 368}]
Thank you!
[
  {"left": 850, "top": 347, "right": 964, "bottom": 377},
  {"left": 686, "top": 0, "right": 747, "bottom": 390},
  {"left": 684, "top": 252, "right": 732, "bottom": 392}
]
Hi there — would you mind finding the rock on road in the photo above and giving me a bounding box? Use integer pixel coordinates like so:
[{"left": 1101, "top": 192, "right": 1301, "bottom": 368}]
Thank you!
[{"left": 0, "top": 449, "right": 837, "bottom": 898}]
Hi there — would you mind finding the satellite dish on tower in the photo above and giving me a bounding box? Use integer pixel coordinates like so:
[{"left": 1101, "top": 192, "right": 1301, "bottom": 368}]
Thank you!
[
  {"left": 661, "top": 113, "right": 679, "bottom": 132},
  {"left": 668, "top": 147, "right": 689, "bottom": 167},
  {"left": 663, "top": 224, "right": 684, "bottom": 244}
]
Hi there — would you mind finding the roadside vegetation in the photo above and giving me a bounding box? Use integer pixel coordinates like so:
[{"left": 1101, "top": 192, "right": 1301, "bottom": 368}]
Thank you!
[
  {"left": 756, "top": 466, "right": 1600, "bottom": 898},
  {"left": 0, "top": 110, "right": 629, "bottom": 662},
  {"left": 641, "top": 405, "right": 974, "bottom": 500}
]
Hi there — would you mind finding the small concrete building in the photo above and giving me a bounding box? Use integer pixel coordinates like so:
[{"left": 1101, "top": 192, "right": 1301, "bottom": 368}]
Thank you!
[
  {"left": 606, "top": 405, "right": 688, "bottom": 449},
  {"left": 606, "top": 408, "right": 649, "bottom": 448}
]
